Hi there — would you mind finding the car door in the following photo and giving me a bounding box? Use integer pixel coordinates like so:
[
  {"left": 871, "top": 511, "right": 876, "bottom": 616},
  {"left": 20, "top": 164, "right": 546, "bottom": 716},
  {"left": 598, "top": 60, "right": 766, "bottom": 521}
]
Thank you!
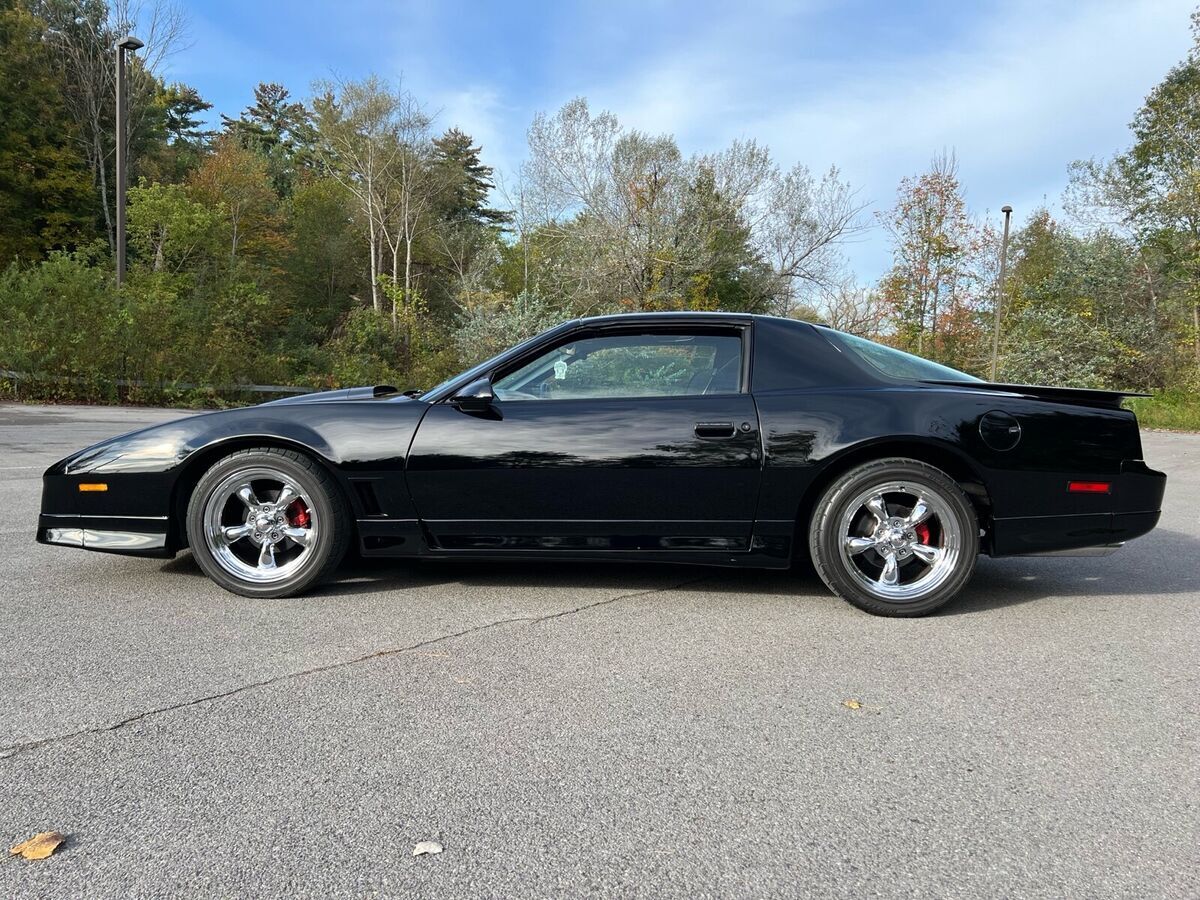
[{"left": 404, "top": 324, "right": 762, "bottom": 553}]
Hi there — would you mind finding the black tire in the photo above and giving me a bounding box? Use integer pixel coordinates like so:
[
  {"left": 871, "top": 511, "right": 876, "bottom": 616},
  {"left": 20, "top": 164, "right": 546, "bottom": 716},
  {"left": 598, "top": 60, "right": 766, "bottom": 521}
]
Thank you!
[
  {"left": 808, "top": 457, "right": 979, "bottom": 617},
  {"left": 186, "top": 447, "right": 350, "bottom": 598}
]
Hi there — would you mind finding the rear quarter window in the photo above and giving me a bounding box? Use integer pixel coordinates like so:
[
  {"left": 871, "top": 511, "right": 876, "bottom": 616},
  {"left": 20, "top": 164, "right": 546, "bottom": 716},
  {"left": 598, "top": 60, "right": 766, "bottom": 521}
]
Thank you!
[{"left": 827, "top": 331, "right": 981, "bottom": 383}]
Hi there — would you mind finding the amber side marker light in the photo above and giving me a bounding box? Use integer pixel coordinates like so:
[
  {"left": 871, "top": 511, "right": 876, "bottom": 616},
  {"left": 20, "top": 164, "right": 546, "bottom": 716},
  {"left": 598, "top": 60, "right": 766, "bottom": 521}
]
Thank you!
[
  {"left": 78, "top": 483, "right": 108, "bottom": 492},
  {"left": 1068, "top": 481, "right": 1111, "bottom": 494}
]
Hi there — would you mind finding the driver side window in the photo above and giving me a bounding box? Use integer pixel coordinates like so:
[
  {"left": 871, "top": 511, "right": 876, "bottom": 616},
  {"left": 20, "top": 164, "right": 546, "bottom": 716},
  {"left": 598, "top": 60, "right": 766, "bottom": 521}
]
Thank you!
[{"left": 494, "top": 331, "right": 743, "bottom": 401}]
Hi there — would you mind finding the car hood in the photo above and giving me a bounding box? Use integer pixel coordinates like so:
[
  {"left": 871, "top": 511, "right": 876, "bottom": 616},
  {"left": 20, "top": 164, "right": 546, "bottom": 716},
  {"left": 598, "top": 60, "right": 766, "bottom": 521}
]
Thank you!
[
  {"left": 258, "top": 384, "right": 405, "bottom": 405},
  {"left": 48, "top": 386, "right": 420, "bottom": 476}
]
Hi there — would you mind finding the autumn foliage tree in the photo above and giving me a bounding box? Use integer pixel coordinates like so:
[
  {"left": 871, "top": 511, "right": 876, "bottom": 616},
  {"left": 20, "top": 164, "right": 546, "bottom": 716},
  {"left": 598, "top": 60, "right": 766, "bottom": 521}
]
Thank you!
[
  {"left": 186, "top": 135, "right": 283, "bottom": 262},
  {"left": 877, "top": 153, "right": 992, "bottom": 370}
]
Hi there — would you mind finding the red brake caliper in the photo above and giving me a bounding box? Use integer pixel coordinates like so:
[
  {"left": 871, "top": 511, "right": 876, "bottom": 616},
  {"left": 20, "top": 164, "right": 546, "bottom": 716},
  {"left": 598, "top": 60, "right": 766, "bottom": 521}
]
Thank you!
[
  {"left": 287, "top": 499, "right": 310, "bottom": 528},
  {"left": 915, "top": 522, "right": 932, "bottom": 545}
]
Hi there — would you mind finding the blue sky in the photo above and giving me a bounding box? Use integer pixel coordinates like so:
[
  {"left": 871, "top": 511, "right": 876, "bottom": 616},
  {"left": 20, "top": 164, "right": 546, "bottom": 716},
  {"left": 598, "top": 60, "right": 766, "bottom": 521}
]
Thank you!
[{"left": 171, "top": 0, "right": 1195, "bottom": 280}]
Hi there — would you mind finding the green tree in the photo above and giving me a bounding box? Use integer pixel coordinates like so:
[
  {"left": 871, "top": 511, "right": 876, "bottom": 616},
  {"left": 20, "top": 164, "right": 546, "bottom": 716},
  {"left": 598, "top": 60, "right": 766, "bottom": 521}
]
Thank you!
[
  {"left": 675, "top": 167, "right": 774, "bottom": 312},
  {"left": 32, "top": 0, "right": 187, "bottom": 249},
  {"left": 0, "top": 0, "right": 94, "bottom": 261},
  {"left": 126, "top": 181, "right": 222, "bottom": 274},
  {"left": 139, "top": 83, "right": 212, "bottom": 182},
  {"left": 1001, "top": 210, "right": 1166, "bottom": 389},
  {"left": 432, "top": 127, "right": 509, "bottom": 226},
  {"left": 312, "top": 75, "right": 402, "bottom": 313},
  {"left": 222, "top": 82, "right": 315, "bottom": 196},
  {"left": 1070, "top": 10, "right": 1200, "bottom": 371},
  {"left": 428, "top": 128, "right": 507, "bottom": 304},
  {"left": 282, "top": 177, "right": 362, "bottom": 340}
]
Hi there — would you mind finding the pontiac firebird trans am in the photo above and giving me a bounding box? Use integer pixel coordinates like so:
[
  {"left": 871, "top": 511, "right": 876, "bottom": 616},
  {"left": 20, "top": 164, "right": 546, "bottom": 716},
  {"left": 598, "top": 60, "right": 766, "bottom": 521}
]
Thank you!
[{"left": 37, "top": 312, "right": 1167, "bottom": 617}]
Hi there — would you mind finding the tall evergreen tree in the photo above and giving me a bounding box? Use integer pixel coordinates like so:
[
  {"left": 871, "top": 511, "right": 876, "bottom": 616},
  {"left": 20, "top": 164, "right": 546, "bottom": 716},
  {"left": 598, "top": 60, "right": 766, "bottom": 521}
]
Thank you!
[
  {"left": 222, "top": 82, "right": 316, "bottom": 196},
  {"left": 432, "top": 127, "right": 509, "bottom": 226},
  {"left": 138, "top": 82, "right": 213, "bottom": 183},
  {"left": 676, "top": 167, "right": 773, "bottom": 312},
  {"left": 163, "top": 85, "right": 212, "bottom": 150}
]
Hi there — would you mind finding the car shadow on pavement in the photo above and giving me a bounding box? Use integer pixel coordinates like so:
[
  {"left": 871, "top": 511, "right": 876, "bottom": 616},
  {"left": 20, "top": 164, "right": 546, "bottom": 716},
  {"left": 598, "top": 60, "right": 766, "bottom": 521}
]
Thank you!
[
  {"left": 156, "top": 526, "right": 1200, "bottom": 614},
  {"left": 948, "top": 526, "right": 1200, "bottom": 614}
]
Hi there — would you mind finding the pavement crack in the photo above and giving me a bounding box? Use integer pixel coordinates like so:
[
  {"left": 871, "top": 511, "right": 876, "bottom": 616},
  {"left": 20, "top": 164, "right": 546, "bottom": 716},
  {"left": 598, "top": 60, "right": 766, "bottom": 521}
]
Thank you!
[{"left": 0, "top": 574, "right": 708, "bottom": 761}]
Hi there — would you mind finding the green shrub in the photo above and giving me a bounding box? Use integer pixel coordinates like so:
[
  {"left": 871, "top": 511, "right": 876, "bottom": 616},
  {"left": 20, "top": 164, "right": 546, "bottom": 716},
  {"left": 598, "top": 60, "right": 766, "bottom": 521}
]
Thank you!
[
  {"left": 1126, "top": 389, "right": 1200, "bottom": 432},
  {"left": 0, "top": 250, "right": 120, "bottom": 400}
]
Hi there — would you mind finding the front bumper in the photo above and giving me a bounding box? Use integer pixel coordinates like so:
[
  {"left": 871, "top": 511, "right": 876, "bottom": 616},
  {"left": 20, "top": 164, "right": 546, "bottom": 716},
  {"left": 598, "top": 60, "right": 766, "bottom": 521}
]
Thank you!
[{"left": 37, "top": 515, "right": 172, "bottom": 558}]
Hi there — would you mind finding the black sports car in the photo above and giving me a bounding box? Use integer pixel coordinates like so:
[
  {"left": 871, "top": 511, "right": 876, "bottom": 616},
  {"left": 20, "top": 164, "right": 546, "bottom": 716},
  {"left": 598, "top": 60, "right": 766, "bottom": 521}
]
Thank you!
[{"left": 37, "top": 312, "right": 1166, "bottom": 616}]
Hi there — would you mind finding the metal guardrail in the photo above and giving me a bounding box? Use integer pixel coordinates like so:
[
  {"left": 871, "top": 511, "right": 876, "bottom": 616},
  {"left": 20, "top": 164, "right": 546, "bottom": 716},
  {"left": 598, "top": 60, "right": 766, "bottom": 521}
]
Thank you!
[{"left": 0, "top": 369, "right": 317, "bottom": 395}]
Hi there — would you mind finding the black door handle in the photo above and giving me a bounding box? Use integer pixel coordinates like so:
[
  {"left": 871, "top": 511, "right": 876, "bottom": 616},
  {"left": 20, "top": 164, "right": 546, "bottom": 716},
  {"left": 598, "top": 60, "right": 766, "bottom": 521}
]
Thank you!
[{"left": 695, "top": 422, "right": 736, "bottom": 438}]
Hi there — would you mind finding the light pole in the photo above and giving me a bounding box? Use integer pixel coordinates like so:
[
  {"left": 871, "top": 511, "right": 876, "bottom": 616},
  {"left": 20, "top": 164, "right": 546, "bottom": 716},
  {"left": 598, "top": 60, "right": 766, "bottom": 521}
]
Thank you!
[
  {"left": 989, "top": 204, "right": 1013, "bottom": 382},
  {"left": 114, "top": 34, "right": 143, "bottom": 286}
]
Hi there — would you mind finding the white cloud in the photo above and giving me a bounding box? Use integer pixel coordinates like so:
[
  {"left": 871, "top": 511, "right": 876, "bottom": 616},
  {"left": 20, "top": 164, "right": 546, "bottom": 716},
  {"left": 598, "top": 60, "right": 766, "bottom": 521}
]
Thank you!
[
  {"left": 364, "top": 0, "right": 1192, "bottom": 280},
  {"left": 578, "top": 0, "right": 1195, "bottom": 278},
  {"left": 426, "top": 85, "right": 518, "bottom": 181}
]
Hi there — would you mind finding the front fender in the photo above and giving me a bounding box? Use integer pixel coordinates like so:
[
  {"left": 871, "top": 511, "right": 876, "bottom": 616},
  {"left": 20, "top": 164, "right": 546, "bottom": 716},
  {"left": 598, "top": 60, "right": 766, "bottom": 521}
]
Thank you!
[
  {"left": 54, "top": 411, "right": 338, "bottom": 477},
  {"left": 41, "top": 399, "right": 430, "bottom": 525}
]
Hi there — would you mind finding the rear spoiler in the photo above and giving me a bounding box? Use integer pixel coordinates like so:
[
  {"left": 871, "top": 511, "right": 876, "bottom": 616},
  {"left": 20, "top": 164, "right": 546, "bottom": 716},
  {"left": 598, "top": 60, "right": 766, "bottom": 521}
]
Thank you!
[{"left": 920, "top": 380, "right": 1149, "bottom": 410}]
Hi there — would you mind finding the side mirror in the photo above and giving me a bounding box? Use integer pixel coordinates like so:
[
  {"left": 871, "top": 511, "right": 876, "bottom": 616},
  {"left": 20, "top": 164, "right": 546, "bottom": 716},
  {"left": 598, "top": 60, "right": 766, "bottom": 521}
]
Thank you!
[{"left": 450, "top": 376, "right": 495, "bottom": 411}]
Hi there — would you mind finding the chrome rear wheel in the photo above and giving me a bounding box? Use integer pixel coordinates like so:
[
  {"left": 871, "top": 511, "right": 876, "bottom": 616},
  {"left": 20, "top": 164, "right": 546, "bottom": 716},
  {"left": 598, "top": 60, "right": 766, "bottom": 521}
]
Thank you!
[
  {"left": 809, "top": 458, "right": 979, "bottom": 617},
  {"left": 836, "top": 481, "right": 963, "bottom": 603}
]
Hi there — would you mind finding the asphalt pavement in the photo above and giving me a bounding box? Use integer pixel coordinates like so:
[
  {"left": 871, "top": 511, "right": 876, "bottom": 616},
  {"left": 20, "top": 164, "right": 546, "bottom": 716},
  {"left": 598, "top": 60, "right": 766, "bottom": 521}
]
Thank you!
[{"left": 0, "top": 403, "right": 1197, "bottom": 898}]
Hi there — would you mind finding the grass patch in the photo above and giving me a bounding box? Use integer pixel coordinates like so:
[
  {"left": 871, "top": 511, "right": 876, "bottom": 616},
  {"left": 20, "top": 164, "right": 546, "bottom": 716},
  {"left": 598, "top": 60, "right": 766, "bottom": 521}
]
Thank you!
[{"left": 1126, "top": 390, "right": 1200, "bottom": 432}]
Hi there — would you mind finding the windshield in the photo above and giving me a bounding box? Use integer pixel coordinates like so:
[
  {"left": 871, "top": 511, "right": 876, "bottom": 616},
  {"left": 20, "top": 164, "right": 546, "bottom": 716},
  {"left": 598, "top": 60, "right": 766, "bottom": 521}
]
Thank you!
[
  {"left": 422, "top": 322, "right": 577, "bottom": 400},
  {"left": 828, "top": 331, "right": 982, "bottom": 383}
]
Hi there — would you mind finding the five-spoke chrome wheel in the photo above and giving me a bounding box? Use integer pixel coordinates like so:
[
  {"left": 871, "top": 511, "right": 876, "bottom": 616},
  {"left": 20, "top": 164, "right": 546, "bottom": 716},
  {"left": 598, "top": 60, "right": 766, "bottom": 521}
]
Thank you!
[
  {"left": 809, "top": 458, "right": 979, "bottom": 617},
  {"left": 202, "top": 466, "right": 319, "bottom": 584},
  {"left": 836, "top": 480, "right": 962, "bottom": 602}
]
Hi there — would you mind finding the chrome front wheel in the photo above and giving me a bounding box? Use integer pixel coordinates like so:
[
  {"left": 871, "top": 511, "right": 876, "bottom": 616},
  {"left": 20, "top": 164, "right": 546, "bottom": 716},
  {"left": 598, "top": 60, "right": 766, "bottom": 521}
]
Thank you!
[
  {"left": 187, "top": 448, "right": 349, "bottom": 598},
  {"left": 202, "top": 466, "right": 319, "bottom": 585}
]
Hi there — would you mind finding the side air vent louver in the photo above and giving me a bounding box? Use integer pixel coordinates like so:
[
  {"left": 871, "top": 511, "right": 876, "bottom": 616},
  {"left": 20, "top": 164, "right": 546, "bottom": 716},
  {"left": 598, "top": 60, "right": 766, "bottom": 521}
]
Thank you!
[
  {"left": 351, "top": 479, "right": 385, "bottom": 517},
  {"left": 979, "top": 410, "right": 1021, "bottom": 452}
]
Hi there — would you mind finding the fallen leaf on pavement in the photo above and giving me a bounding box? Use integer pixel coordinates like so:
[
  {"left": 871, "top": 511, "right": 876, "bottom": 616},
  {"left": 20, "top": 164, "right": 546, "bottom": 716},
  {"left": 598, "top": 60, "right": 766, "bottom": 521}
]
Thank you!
[
  {"left": 842, "top": 699, "right": 862, "bottom": 710},
  {"left": 9, "top": 832, "right": 66, "bottom": 860},
  {"left": 413, "top": 840, "right": 443, "bottom": 857}
]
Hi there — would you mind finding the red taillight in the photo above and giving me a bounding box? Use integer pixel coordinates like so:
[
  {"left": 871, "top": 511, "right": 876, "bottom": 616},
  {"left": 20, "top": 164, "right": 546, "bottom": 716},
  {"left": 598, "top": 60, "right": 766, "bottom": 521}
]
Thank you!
[{"left": 1068, "top": 481, "right": 1111, "bottom": 494}]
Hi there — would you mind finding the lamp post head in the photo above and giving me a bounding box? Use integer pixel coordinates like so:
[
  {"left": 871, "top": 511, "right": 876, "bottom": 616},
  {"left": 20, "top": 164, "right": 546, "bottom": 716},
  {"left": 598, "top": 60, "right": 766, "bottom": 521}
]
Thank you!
[
  {"left": 1001, "top": 204, "right": 1013, "bottom": 215},
  {"left": 116, "top": 35, "right": 144, "bottom": 51}
]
